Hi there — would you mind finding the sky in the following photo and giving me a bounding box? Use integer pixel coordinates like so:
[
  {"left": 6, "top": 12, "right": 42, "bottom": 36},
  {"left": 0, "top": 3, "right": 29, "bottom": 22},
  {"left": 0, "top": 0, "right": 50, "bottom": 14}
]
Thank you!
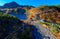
[{"left": 0, "top": 0, "right": 60, "bottom": 7}]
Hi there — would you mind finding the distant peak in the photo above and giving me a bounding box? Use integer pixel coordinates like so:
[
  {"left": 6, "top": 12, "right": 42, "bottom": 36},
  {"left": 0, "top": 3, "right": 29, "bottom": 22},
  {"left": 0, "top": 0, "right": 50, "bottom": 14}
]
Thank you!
[
  {"left": 10, "top": 1, "right": 17, "bottom": 4},
  {"left": 2, "top": 1, "right": 20, "bottom": 8}
]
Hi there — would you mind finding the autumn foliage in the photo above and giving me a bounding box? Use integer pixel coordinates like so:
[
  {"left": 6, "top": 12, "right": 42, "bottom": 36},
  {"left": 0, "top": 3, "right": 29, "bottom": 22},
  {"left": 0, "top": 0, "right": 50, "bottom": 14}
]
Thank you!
[
  {"left": 26, "top": 8, "right": 41, "bottom": 20},
  {"left": 27, "top": 6, "right": 60, "bottom": 24}
]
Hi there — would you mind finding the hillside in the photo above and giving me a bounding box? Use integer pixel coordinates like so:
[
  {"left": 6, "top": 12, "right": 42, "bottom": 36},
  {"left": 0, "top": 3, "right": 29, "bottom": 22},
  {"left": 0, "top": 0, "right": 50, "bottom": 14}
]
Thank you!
[
  {"left": 0, "top": 13, "right": 33, "bottom": 39},
  {"left": 27, "top": 6, "right": 60, "bottom": 24}
]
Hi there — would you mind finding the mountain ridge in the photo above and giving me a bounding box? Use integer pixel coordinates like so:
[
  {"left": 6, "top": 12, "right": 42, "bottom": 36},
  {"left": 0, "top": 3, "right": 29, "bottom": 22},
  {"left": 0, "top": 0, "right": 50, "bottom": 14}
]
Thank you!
[{"left": 0, "top": 1, "right": 35, "bottom": 8}]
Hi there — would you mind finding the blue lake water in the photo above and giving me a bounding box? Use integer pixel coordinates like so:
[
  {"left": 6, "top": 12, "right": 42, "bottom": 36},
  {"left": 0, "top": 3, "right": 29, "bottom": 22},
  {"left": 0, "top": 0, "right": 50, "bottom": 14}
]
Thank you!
[{"left": 10, "top": 13, "right": 27, "bottom": 20}]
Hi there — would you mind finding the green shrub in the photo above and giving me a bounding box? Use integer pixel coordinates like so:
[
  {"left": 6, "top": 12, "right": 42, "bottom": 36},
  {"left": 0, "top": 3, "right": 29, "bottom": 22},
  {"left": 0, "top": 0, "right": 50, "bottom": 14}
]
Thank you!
[{"left": 51, "top": 25, "right": 59, "bottom": 33}]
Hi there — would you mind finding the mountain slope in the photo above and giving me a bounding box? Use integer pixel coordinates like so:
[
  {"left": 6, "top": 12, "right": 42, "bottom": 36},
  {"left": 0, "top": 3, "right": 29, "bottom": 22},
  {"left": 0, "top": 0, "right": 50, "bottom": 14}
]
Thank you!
[{"left": 0, "top": 13, "right": 33, "bottom": 39}]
